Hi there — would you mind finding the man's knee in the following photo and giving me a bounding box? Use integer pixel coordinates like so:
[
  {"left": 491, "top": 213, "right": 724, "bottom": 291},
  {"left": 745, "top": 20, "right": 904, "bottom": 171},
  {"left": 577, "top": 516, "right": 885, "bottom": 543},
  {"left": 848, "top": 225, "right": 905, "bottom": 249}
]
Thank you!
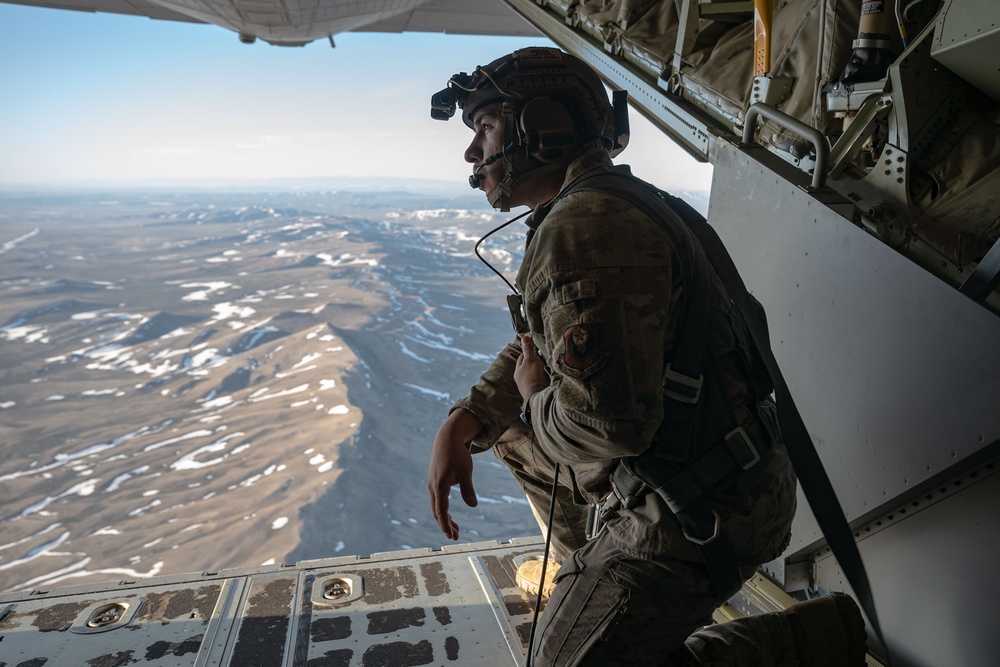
[{"left": 530, "top": 539, "right": 717, "bottom": 667}]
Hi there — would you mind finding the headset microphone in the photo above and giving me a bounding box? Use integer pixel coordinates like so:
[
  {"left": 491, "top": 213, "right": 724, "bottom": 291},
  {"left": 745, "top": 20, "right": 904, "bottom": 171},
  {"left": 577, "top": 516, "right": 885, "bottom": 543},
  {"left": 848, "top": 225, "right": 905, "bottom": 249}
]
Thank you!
[{"left": 469, "top": 151, "right": 505, "bottom": 188}]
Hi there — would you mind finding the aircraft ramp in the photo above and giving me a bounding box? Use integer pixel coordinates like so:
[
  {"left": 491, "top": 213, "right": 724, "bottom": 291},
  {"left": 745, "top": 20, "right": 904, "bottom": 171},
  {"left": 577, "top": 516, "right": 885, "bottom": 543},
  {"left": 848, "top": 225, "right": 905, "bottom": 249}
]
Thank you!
[{"left": 0, "top": 538, "right": 549, "bottom": 666}]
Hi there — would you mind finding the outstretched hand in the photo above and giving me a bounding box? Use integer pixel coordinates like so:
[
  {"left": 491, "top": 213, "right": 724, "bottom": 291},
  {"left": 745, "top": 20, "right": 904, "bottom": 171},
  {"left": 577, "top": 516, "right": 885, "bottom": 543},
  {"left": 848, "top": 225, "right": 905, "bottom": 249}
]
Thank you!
[{"left": 427, "top": 408, "right": 483, "bottom": 540}]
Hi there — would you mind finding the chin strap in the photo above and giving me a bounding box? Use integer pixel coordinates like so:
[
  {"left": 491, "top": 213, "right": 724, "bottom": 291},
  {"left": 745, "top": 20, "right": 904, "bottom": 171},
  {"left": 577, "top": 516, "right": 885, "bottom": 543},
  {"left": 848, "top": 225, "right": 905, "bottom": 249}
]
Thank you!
[
  {"left": 485, "top": 100, "right": 577, "bottom": 211},
  {"left": 486, "top": 101, "right": 520, "bottom": 212},
  {"left": 488, "top": 157, "right": 589, "bottom": 211},
  {"left": 487, "top": 171, "right": 517, "bottom": 212}
]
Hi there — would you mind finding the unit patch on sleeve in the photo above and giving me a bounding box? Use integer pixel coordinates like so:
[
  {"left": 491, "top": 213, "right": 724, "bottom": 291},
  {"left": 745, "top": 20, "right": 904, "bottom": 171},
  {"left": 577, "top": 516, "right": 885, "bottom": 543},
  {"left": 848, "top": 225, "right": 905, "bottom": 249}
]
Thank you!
[{"left": 560, "top": 324, "right": 608, "bottom": 379}]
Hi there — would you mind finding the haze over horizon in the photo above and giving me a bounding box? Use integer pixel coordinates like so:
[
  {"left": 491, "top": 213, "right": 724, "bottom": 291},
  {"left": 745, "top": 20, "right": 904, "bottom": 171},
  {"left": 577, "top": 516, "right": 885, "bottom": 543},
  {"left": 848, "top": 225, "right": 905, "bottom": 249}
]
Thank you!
[{"left": 0, "top": 3, "right": 713, "bottom": 193}]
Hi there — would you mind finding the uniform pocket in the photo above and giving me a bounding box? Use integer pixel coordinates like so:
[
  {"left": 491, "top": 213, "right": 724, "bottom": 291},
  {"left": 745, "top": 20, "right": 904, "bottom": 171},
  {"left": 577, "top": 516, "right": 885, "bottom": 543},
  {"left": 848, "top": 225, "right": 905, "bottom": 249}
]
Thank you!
[{"left": 532, "top": 549, "right": 630, "bottom": 667}]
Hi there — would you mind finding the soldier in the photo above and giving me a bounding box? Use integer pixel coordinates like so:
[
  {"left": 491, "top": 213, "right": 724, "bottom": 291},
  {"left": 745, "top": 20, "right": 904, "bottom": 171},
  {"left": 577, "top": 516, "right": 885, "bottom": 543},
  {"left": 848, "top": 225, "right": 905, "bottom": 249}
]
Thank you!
[{"left": 427, "top": 46, "right": 868, "bottom": 666}]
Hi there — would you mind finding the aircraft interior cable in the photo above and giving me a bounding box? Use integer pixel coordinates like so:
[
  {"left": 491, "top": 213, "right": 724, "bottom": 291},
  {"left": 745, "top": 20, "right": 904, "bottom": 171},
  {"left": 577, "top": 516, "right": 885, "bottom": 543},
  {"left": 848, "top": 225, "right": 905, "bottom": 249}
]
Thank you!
[
  {"left": 894, "top": 0, "right": 910, "bottom": 46},
  {"left": 448, "top": 64, "right": 517, "bottom": 100},
  {"left": 477, "top": 66, "right": 518, "bottom": 99},
  {"left": 902, "top": 0, "right": 926, "bottom": 23}
]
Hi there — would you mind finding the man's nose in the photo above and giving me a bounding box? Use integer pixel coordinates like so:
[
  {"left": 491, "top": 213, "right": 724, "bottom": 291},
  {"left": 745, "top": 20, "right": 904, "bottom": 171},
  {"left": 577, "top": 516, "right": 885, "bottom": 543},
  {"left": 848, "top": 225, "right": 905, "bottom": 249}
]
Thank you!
[{"left": 464, "top": 137, "right": 481, "bottom": 164}]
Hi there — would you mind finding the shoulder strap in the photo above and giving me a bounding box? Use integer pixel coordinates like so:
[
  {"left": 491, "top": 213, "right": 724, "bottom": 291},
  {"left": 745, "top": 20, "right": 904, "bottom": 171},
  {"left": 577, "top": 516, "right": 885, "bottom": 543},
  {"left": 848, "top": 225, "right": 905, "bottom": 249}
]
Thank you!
[
  {"left": 566, "top": 168, "right": 715, "bottom": 463},
  {"left": 683, "top": 202, "right": 887, "bottom": 655},
  {"left": 568, "top": 169, "right": 744, "bottom": 597},
  {"left": 565, "top": 168, "right": 887, "bottom": 655}
]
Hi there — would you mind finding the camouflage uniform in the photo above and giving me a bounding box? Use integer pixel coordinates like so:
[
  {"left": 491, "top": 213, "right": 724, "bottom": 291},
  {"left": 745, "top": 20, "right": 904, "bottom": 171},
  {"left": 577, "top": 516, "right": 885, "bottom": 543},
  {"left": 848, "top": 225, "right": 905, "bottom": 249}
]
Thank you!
[{"left": 452, "top": 147, "right": 798, "bottom": 665}]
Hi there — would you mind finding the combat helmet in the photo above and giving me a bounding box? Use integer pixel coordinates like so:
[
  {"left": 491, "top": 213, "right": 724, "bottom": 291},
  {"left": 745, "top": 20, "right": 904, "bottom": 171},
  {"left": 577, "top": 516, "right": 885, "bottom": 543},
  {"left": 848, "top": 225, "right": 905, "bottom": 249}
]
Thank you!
[{"left": 431, "top": 47, "right": 629, "bottom": 210}]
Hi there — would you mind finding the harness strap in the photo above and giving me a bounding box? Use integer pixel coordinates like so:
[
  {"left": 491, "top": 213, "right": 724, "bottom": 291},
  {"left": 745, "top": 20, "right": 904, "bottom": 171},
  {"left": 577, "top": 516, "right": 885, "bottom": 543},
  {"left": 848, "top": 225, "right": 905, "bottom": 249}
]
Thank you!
[
  {"left": 566, "top": 167, "right": 742, "bottom": 595},
  {"left": 599, "top": 409, "right": 774, "bottom": 596},
  {"left": 683, "top": 199, "right": 888, "bottom": 654},
  {"left": 565, "top": 167, "right": 886, "bottom": 658},
  {"left": 605, "top": 170, "right": 888, "bottom": 653},
  {"left": 566, "top": 166, "right": 716, "bottom": 464}
]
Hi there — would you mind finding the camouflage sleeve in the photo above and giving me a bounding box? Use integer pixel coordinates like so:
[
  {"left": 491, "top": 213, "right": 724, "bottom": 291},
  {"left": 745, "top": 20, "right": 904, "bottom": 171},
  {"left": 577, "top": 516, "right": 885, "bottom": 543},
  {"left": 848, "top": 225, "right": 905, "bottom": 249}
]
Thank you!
[
  {"left": 450, "top": 338, "right": 525, "bottom": 453},
  {"left": 520, "top": 190, "right": 682, "bottom": 465}
]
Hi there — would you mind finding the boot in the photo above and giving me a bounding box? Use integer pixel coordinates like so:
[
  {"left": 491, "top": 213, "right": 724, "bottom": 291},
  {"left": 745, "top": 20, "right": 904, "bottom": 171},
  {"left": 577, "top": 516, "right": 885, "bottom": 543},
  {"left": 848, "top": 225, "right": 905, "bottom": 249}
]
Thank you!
[
  {"left": 784, "top": 592, "right": 869, "bottom": 666},
  {"left": 669, "top": 592, "right": 868, "bottom": 666}
]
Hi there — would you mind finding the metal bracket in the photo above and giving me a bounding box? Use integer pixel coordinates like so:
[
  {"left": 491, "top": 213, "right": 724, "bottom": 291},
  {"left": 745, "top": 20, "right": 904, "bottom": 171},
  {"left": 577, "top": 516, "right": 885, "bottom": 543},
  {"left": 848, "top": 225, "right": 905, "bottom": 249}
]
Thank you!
[
  {"left": 70, "top": 598, "right": 143, "bottom": 634},
  {"left": 828, "top": 93, "right": 894, "bottom": 178},
  {"left": 750, "top": 75, "right": 794, "bottom": 107},
  {"left": 783, "top": 561, "right": 815, "bottom": 593}
]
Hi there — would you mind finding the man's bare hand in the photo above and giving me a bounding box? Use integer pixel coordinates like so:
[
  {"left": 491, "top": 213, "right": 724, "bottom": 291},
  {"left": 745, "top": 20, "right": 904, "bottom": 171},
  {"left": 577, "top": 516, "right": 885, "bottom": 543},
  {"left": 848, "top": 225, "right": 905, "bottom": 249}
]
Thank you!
[
  {"left": 514, "top": 335, "right": 550, "bottom": 400},
  {"left": 427, "top": 408, "right": 483, "bottom": 540}
]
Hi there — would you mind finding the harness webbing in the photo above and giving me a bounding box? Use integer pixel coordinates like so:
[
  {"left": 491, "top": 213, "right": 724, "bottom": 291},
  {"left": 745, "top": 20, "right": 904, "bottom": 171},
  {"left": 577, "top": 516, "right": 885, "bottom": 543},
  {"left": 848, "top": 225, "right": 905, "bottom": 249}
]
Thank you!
[{"left": 564, "top": 167, "right": 887, "bottom": 654}]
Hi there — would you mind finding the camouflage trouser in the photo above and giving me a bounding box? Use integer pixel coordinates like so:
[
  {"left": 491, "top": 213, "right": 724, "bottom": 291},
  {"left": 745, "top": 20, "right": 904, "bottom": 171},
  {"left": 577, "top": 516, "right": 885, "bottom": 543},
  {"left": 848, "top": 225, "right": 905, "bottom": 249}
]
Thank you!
[
  {"left": 492, "top": 424, "right": 591, "bottom": 564},
  {"left": 493, "top": 429, "right": 799, "bottom": 666}
]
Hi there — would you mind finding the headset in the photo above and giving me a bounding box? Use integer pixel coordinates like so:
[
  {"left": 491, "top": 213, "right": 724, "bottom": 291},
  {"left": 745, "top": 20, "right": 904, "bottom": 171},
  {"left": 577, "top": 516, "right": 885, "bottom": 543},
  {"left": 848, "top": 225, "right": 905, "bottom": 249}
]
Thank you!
[{"left": 431, "top": 47, "right": 630, "bottom": 211}]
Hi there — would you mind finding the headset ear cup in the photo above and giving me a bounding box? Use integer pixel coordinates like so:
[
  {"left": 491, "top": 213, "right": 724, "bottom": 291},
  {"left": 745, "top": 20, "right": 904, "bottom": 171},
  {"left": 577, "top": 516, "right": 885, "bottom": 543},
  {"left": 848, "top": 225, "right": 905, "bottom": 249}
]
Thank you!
[
  {"left": 519, "top": 97, "right": 579, "bottom": 163},
  {"left": 524, "top": 130, "right": 540, "bottom": 154}
]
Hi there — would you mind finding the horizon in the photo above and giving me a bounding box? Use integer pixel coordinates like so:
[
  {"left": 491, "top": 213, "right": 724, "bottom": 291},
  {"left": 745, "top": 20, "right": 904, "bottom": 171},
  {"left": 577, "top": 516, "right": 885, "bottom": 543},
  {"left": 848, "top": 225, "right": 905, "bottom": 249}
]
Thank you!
[{"left": 0, "top": 4, "right": 714, "bottom": 194}]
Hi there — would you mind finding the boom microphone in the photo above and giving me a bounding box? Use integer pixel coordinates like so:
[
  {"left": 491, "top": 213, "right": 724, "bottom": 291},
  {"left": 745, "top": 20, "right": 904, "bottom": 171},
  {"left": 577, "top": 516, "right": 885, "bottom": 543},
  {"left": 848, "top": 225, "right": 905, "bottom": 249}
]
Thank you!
[{"left": 469, "top": 151, "right": 505, "bottom": 188}]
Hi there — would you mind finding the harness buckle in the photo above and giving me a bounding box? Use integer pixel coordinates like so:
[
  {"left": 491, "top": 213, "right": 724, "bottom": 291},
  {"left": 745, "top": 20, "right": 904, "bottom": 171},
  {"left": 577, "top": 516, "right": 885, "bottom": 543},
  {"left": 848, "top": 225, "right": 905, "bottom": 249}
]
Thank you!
[
  {"left": 586, "top": 503, "right": 605, "bottom": 540},
  {"left": 681, "top": 509, "right": 722, "bottom": 546},
  {"left": 610, "top": 464, "right": 647, "bottom": 511},
  {"left": 663, "top": 364, "right": 703, "bottom": 404},
  {"left": 724, "top": 426, "right": 761, "bottom": 470}
]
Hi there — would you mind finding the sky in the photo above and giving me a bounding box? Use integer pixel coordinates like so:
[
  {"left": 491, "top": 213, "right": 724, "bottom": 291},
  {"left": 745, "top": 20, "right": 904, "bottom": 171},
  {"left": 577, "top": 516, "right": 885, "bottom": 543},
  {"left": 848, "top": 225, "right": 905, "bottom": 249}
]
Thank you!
[{"left": 0, "top": 3, "right": 713, "bottom": 192}]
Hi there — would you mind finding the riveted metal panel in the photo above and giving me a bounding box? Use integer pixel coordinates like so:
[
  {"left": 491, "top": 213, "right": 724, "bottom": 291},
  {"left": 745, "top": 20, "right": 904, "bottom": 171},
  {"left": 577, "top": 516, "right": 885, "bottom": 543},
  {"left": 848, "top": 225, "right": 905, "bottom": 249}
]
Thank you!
[
  {"left": 294, "top": 543, "right": 546, "bottom": 665},
  {"left": 708, "top": 137, "right": 1000, "bottom": 665},
  {"left": 0, "top": 539, "right": 545, "bottom": 666},
  {"left": 931, "top": 0, "right": 1000, "bottom": 101},
  {"left": 0, "top": 579, "right": 235, "bottom": 666},
  {"left": 814, "top": 460, "right": 1000, "bottom": 667},
  {"left": 708, "top": 139, "right": 1000, "bottom": 552}
]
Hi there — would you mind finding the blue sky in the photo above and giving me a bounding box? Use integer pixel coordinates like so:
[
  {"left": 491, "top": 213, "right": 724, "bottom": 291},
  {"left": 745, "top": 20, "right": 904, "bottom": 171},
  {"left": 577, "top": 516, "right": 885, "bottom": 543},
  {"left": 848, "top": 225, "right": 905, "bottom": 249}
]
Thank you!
[{"left": 0, "top": 4, "right": 712, "bottom": 191}]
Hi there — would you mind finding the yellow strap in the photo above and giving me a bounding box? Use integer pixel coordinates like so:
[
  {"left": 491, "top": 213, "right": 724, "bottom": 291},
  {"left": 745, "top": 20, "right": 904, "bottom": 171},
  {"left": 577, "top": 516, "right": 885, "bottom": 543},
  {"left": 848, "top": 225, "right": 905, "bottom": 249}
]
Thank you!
[{"left": 753, "top": 0, "right": 774, "bottom": 77}]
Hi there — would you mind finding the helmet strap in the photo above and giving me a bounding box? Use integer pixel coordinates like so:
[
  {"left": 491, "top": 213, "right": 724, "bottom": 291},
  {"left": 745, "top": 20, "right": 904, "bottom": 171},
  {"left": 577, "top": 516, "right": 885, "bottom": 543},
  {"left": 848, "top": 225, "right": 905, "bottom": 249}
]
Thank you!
[
  {"left": 485, "top": 101, "right": 519, "bottom": 212},
  {"left": 487, "top": 170, "right": 516, "bottom": 212},
  {"left": 486, "top": 155, "right": 582, "bottom": 212},
  {"left": 484, "top": 100, "right": 599, "bottom": 211}
]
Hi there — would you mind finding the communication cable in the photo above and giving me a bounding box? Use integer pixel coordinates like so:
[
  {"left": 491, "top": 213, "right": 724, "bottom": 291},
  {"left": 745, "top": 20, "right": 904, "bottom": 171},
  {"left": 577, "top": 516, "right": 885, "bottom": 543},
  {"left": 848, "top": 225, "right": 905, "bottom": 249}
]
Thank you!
[
  {"left": 473, "top": 209, "right": 531, "bottom": 293},
  {"left": 524, "top": 462, "right": 560, "bottom": 667},
  {"left": 473, "top": 209, "right": 558, "bottom": 665}
]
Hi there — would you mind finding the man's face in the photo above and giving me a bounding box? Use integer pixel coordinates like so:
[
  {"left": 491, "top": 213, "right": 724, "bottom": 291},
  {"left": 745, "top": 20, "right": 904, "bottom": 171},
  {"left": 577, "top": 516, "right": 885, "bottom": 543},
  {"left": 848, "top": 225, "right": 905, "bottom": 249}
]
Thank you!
[{"left": 464, "top": 103, "right": 505, "bottom": 196}]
